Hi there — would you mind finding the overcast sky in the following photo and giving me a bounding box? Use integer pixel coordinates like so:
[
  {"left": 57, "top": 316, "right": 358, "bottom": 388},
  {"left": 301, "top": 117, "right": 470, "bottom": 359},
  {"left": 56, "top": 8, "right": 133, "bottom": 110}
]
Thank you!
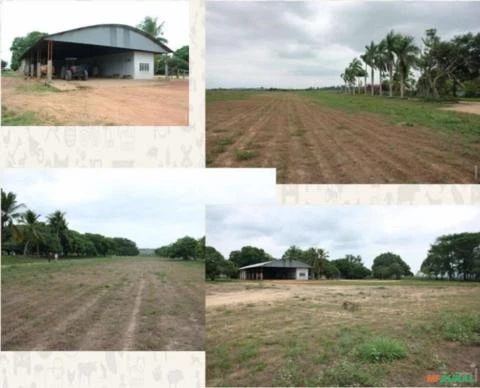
[
  {"left": 206, "top": 206, "right": 480, "bottom": 273},
  {"left": 1, "top": 1, "right": 189, "bottom": 64},
  {"left": 207, "top": 1, "right": 480, "bottom": 89},
  {"left": 1, "top": 169, "right": 275, "bottom": 248}
]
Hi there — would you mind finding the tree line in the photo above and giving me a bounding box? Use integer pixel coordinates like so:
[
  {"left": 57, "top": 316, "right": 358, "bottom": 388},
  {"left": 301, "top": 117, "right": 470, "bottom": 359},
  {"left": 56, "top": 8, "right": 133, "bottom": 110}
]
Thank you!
[
  {"left": 154, "top": 236, "right": 205, "bottom": 260},
  {"left": 206, "top": 232, "right": 480, "bottom": 281},
  {"left": 1, "top": 189, "right": 139, "bottom": 258},
  {"left": 341, "top": 29, "right": 480, "bottom": 99}
]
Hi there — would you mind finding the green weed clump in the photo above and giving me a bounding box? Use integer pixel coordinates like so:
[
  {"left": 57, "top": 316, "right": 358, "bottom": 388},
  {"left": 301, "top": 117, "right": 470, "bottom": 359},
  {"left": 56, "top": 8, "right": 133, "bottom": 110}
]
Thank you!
[
  {"left": 319, "top": 360, "right": 380, "bottom": 386},
  {"left": 358, "top": 336, "right": 407, "bottom": 362},
  {"left": 234, "top": 149, "right": 257, "bottom": 161},
  {"left": 442, "top": 313, "right": 480, "bottom": 344}
]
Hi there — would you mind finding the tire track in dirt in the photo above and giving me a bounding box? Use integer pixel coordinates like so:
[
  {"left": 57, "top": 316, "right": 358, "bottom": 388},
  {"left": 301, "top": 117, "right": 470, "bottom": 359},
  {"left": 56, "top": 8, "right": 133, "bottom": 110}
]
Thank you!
[
  {"left": 31, "top": 290, "right": 107, "bottom": 350},
  {"left": 122, "top": 278, "right": 146, "bottom": 350},
  {"left": 1, "top": 286, "right": 101, "bottom": 348}
]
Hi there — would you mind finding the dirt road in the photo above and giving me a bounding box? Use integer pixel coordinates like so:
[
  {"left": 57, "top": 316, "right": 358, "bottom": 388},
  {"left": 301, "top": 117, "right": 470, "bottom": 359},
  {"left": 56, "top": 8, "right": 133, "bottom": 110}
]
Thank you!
[
  {"left": 1, "top": 258, "right": 204, "bottom": 350},
  {"left": 442, "top": 101, "right": 480, "bottom": 115},
  {"left": 2, "top": 76, "right": 188, "bottom": 125},
  {"left": 207, "top": 92, "right": 479, "bottom": 183}
]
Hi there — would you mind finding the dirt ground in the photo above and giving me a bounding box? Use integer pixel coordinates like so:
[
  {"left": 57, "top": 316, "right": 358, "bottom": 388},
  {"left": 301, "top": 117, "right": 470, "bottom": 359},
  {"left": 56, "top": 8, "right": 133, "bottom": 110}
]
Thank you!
[
  {"left": 2, "top": 76, "right": 189, "bottom": 125},
  {"left": 207, "top": 93, "right": 480, "bottom": 183},
  {"left": 1, "top": 258, "right": 204, "bottom": 350},
  {"left": 442, "top": 101, "right": 480, "bottom": 115},
  {"left": 207, "top": 281, "right": 480, "bottom": 387}
]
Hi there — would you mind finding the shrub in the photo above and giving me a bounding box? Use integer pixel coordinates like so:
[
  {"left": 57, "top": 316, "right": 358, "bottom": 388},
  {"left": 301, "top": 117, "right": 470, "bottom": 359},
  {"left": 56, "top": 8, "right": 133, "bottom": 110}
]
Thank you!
[{"left": 358, "top": 337, "right": 407, "bottom": 362}]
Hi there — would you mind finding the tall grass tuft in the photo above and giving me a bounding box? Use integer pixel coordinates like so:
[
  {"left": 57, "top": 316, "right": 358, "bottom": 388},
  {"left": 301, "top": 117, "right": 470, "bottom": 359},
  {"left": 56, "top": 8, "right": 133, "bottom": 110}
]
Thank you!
[{"left": 358, "top": 336, "right": 407, "bottom": 362}]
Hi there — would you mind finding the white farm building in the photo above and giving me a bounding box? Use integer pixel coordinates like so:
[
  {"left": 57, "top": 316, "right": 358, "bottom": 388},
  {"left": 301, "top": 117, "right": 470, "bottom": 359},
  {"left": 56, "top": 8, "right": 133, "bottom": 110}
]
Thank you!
[
  {"left": 19, "top": 24, "right": 172, "bottom": 80},
  {"left": 239, "top": 259, "right": 311, "bottom": 280}
]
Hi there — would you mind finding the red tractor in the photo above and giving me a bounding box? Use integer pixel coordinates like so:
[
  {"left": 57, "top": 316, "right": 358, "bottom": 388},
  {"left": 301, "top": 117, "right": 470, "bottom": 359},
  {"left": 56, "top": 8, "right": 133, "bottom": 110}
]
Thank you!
[{"left": 60, "top": 57, "right": 89, "bottom": 81}]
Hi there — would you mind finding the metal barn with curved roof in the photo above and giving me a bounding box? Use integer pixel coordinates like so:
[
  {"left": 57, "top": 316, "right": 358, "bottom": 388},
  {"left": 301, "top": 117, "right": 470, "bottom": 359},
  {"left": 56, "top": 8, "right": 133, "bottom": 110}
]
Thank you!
[
  {"left": 20, "top": 24, "right": 172, "bottom": 80},
  {"left": 239, "top": 259, "right": 311, "bottom": 280}
]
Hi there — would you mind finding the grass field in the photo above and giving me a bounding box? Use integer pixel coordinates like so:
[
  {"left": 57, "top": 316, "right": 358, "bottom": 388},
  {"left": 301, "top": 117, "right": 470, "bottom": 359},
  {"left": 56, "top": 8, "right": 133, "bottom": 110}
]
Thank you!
[
  {"left": 206, "top": 90, "right": 480, "bottom": 183},
  {"left": 1, "top": 255, "right": 204, "bottom": 351},
  {"left": 206, "top": 280, "right": 480, "bottom": 387}
]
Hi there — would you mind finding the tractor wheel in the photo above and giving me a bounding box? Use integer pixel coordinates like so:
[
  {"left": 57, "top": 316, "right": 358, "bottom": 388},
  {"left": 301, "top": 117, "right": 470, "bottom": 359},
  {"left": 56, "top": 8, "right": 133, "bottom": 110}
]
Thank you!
[
  {"left": 83, "top": 70, "right": 88, "bottom": 81},
  {"left": 65, "top": 70, "right": 72, "bottom": 81}
]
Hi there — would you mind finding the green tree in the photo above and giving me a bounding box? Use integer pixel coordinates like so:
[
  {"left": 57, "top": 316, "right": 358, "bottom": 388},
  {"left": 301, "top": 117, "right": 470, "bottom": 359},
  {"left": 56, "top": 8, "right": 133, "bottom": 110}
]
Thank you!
[
  {"left": 169, "top": 236, "right": 198, "bottom": 260},
  {"left": 363, "top": 41, "right": 377, "bottom": 96},
  {"left": 374, "top": 40, "right": 389, "bottom": 96},
  {"left": 332, "top": 255, "right": 371, "bottom": 279},
  {"left": 111, "top": 237, "right": 139, "bottom": 256},
  {"left": 137, "top": 16, "right": 168, "bottom": 44},
  {"left": 348, "top": 58, "right": 366, "bottom": 95},
  {"left": 230, "top": 246, "right": 272, "bottom": 268},
  {"left": 47, "top": 210, "right": 69, "bottom": 255},
  {"left": 195, "top": 236, "right": 206, "bottom": 260},
  {"left": 421, "top": 233, "right": 480, "bottom": 280},
  {"left": 281, "top": 245, "right": 304, "bottom": 260},
  {"left": 372, "top": 252, "right": 412, "bottom": 279},
  {"left": 10, "top": 31, "right": 47, "bottom": 71},
  {"left": 19, "top": 210, "right": 43, "bottom": 256},
  {"left": 393, "top": 34, "right": 419, "bottom": 98},
  {"left": 1, "top": 189, "right": 25, "bottom": 243},
  {"left": 206, "top": 246, "right": 226, "bottom": 280},
  {"left": 384, "top": 30, "right": 402, "bottom": 97},
  {"left": 84, "top": 233, "right": 110, "bottom": 256},
  {"left": 175, "top": 46, "right": 189, "bottom": 63},
  {"left": 1, "top": 60, "right": 7, "bottom": 70}
]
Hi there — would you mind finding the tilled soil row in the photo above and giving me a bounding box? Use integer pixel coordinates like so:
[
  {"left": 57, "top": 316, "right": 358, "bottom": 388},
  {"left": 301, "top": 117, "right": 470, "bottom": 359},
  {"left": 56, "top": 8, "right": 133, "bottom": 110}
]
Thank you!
[{"left": 207, "top": 92, "right": 479, "bottom": 183}]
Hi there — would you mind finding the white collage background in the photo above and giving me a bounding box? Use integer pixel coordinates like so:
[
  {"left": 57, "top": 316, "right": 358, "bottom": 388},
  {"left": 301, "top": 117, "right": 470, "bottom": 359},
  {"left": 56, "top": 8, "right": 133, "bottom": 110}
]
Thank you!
[{"left": 1, "top": 0, "right": 479, "bottom": 387}]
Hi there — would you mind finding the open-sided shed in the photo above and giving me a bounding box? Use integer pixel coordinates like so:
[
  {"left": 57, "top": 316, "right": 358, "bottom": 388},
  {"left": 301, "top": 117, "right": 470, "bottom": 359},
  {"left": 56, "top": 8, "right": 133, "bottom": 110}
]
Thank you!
[
  {"left": 19, "top": 24, "right": 172, "bottom": 80},
  {"left": 239, "top": 259, "right": 311, "bottom": 280}
]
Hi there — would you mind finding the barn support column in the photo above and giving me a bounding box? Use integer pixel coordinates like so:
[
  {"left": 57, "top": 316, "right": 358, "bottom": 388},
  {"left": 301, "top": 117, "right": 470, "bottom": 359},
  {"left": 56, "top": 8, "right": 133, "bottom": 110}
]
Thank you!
[
  {"left": 164, "top": 53, "right": 169, "bottom": 80},
  {"left": 30, "top": 55, "right": 34, "bottom": 77},
  {"left": 36, "top": 48, "right": 41, "bottom": 78},
  {"left": 47, "top": 40, "right": 53, "bottom": 83}
]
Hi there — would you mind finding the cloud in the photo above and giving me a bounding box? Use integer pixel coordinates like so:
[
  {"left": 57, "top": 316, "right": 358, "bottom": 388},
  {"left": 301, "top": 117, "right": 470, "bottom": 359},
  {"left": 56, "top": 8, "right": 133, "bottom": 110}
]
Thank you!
[
  {"left": 1, "top": 169, "right": 275, "bottom": 248},
  {"left": 207, "top": 1, "right": 480, "bottom": 88},
  {"left": 206, "top": 206, "right": 480, "bottom": 273}
]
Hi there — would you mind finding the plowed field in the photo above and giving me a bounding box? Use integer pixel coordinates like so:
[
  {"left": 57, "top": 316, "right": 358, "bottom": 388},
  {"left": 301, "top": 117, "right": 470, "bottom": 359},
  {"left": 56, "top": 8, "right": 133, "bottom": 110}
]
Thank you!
[
  {"left": 206, "top": 92, "right": 480, "bottom": 183},
  {"left": 1, "top": 257, "right": 204, "bottom": 350}
]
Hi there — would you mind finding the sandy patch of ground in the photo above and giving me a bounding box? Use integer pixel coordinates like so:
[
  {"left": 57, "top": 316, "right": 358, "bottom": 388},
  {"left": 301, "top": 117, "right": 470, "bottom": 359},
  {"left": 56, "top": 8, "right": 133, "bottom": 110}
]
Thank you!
[
  {"left": 442, "top": 101, "right": 480, "bottom": 115},
  {"left": 2, "top": 76, "right": 188, "bottom": 125}
]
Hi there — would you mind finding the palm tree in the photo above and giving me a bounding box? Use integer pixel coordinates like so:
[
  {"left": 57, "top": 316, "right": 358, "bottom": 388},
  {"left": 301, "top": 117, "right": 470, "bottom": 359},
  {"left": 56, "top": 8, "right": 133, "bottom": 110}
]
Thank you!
[
  {"left": 1, "top": 189, "right": 25, "bottom": 229},
  {"left": 19, "top": 210, "right": 43, "bottom": 256},
  {"left": 363, "top": 41, "right": 377, "bottom": 96},
  {"left": 137, "top": 16, "right": 168, "bottom": 44},
  {"left": 47, "top": 210, "right": 69, "bottom": 255},
  {"left": 393, "top": 34, "right": 420, "bottom": 98},
  {"left": 360, "top": 54, "right": 368, "bottom": 95},
  {"left": 340, "top": 72, "right": 348, "bottom": 93},
  {"left": 385, "top": 30, "right": 401, "bottom": 97},
  {"left": 1, "top": 189, "right": 25, "bottom": 243},
  {"left": 348, "top": 58, "right": 364, "bottom": 95},
  {"left": 374, "top": 40, "right": 389, "bottom": 97}
]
